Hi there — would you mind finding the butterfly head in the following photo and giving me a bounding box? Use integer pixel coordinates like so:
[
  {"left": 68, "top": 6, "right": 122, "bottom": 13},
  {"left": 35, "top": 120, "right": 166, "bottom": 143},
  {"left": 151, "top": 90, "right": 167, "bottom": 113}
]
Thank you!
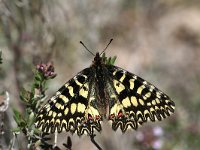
[{"left": 93, "top": 52, "right": 103, "bottom": 66}]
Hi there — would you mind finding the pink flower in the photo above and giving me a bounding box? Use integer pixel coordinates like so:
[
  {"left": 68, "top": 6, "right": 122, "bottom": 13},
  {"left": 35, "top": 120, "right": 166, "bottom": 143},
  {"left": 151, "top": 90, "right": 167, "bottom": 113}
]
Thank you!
[
  {"left": 153, "top": 126, "right": 164, "bottom": 137},
  {"left": 152, "top": 139, "right": 163, "bottom": 149},
  {"left": 36, "top": 62, "right": 57, "bottom": 79}
]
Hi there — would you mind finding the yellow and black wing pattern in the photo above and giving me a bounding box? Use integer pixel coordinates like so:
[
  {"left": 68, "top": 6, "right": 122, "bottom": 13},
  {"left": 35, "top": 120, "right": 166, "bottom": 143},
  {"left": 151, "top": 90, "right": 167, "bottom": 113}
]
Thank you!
[
  {"left": 35, "top": 68, "right": 102, "bottom": 136},
  {"left": 36, "top": 52, "right": 175, "bottom": 136},
  {"left": 106, "top": 65, "right": 175, "bottom": 132}
]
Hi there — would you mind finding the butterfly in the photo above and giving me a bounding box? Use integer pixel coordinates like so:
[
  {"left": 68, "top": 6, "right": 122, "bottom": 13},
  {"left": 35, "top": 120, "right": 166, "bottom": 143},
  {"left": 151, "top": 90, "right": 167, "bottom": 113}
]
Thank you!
[{"left": 35, "top": 40, "right": 175, "bottom": 136}]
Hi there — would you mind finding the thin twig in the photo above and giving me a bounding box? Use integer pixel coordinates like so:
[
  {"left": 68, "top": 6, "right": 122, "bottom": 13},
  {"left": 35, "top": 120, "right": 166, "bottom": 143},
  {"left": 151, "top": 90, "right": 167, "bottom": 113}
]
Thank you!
[
  {"left": 8, "top": 133, "right": 16, "bottom": 150},
  {"left": 54, "top": 131, "right": 58, "bottom": 147},
  {"left": 90, "top": 134, "right": 102, "bottom": 150},
  {"left": 63, "top": 136, "right": 72, "bottom": 150}
]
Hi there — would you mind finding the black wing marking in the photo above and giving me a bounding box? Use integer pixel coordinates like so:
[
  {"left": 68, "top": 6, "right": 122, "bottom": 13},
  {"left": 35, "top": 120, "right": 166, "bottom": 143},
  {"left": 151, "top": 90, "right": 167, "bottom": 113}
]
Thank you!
[{"left": 106, "top": 65, "right": 175, "bottom": 132}]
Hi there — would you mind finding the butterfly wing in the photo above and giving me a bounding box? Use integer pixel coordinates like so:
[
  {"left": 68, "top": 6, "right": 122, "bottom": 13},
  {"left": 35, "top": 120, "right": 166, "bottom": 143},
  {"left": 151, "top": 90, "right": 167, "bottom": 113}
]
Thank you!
[
  {"left": 105, "top": 65, "right": 175, "bottom": 132},
  {"left": 35, "top": 68, "right": 102, "bottom": 136}
]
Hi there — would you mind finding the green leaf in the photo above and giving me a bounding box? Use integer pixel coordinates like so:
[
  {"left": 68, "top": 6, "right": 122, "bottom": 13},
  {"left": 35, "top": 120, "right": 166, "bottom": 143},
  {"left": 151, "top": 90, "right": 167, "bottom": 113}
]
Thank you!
[
  {"left": 110, "top": 56, "right": 117, "bottom": 65},
  {"left": 20, "top": 88, "right": 31, "bottom": 103},
  {"left": 27, "top": 112, "right": 36, "bottom": 127},
  {"left": 35, "top": 72, "right": 43, "bottom": 81},
  {"left": 13, "top": 109, "right": 22, "bottom": 125},
  {"left": 11, "top": 127, "right": 21, "bottom": 133},
  {"left": 33, "top": 128, "right": 42, "bottom": 134},
  {"left": 13, "top": 109, "right": 27, "bottom": 128},
  {"left": 101, "top": 53, "right": 117, "bottom": 65}
]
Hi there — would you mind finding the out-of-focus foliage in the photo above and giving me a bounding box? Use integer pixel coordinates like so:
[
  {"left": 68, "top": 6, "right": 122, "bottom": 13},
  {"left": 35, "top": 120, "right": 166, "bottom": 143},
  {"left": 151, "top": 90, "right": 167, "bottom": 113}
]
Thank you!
[
  {"left": 1, "top": 0, "right": 200, "bottom": 150},
  {"left": 0, "top": 51, "right": 2, "bottom": 64},
  {"left": 12, "top": 62, "right": 56, "bottom": 149}
]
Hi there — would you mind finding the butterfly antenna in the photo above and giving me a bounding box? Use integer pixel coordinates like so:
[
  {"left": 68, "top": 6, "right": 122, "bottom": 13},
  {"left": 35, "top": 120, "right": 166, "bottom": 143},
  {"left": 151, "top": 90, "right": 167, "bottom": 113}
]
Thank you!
[
  {"left": 100, "top": 39, "right": 113, "bottom": 55},
  {"left": 80, "top": 41, "right": 95, "bottom": 56}
]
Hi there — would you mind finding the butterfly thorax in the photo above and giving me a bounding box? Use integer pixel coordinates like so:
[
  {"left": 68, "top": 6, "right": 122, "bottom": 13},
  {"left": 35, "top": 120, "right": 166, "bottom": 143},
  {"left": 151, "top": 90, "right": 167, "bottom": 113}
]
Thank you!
[
  {"left": 92, "top": 52, "right": 102, "bottom": 66},
  {"left": 91, "top": 53, "right": 109, "bottom": 118}
]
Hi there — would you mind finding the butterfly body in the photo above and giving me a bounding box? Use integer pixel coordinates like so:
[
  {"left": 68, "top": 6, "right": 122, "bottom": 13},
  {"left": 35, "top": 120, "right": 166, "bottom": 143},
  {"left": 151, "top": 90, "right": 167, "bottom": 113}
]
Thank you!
[
  {"left": 36, "top": 52, "right": 175, "bottom": 136},
  {"left": 91, "top": 52, "right": 109, "bottom": 117}
]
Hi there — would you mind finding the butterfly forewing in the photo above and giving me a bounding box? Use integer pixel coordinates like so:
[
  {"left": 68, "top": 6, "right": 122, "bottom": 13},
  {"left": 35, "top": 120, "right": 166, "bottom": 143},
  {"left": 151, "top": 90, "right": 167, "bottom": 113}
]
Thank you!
[
  {"left": 106, "top": 65, "right": 175, "bottom": 132},
  {"left": 36, "top": 68, "right": 102, "bottom": 136}
]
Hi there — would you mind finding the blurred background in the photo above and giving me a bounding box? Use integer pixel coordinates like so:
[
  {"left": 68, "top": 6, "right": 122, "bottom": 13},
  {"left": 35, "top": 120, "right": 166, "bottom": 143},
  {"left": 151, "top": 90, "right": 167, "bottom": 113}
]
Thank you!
[{"left": 1, "top": 0, "right": 200, "bottom": 150}]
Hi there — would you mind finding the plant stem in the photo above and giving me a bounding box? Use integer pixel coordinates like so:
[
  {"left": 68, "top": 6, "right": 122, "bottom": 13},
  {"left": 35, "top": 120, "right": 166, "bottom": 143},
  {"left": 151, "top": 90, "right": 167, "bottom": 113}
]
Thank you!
[{"left": 90, "top": 134, "right": 102, "bottom": 150}]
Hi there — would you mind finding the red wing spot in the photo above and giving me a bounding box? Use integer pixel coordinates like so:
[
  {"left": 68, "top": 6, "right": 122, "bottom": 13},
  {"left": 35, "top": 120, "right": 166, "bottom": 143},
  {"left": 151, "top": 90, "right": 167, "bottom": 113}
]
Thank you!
[
  {"left": 96, "top": 115, "right": 101, "bottom": 120},
  {"left": 109, "top": 114, "right": 115, "bottom": 119},
  {"left": 88, "top": 114, "right": 93, "bottom": 120},
  {"left": 118, "top": 112, "right": 123, "bottom": 118}
]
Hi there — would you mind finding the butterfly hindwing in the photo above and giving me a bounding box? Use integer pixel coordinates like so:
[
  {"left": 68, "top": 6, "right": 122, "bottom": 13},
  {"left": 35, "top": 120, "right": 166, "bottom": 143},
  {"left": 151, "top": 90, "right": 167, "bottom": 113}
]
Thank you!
[
  {"left": 106, "top": 65, "right": 175, "bottom": 132},
  {"left": 36, "top": 68, "right": 102, "bottom": 136}
]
